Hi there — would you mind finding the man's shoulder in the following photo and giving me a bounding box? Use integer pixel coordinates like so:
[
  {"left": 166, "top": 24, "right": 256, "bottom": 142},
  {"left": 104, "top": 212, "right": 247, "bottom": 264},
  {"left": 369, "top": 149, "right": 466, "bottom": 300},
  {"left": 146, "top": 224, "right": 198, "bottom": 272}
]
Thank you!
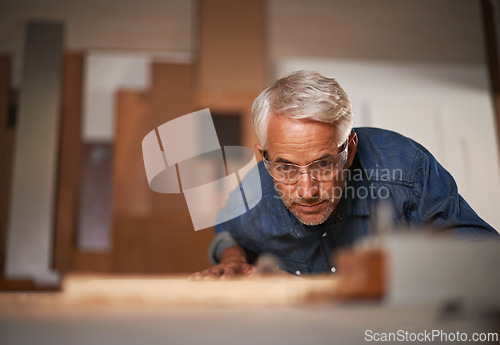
[
  {"left": 217, "top": 160, "right": 286, "bottom": 234},
  {"left": 354, "top": 127, "right": 430, "bottom": 184},
  {"left": 230, "top": 160, "right": 282, "bottom": 214},
  {"left": 355, "top": 127, "right": 425, "bottom": 149}
]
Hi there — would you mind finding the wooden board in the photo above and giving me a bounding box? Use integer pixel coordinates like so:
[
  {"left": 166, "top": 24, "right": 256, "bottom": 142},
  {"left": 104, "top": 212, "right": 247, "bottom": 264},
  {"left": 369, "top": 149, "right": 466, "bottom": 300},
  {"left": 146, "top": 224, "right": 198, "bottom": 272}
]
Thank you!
[{"left": 60, "top": 274, "right": 339, "bottom": 307}]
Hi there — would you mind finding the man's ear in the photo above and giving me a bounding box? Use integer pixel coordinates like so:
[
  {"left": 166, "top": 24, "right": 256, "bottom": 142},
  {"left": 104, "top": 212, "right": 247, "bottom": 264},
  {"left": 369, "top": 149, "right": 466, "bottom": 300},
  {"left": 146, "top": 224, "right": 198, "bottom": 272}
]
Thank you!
[
  {"left": 255, "top": 143, "right": 264, "bottom": 158},
  {"left": 346, "top": 131, "right": 358, "bottom": 168}
]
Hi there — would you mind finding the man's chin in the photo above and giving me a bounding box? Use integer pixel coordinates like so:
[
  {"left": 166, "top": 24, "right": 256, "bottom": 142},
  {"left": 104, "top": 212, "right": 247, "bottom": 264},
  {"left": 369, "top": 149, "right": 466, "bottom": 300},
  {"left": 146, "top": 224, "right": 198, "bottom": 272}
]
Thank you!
[{"left": 289, "top": 202, "right": 335, "bottom": 226}]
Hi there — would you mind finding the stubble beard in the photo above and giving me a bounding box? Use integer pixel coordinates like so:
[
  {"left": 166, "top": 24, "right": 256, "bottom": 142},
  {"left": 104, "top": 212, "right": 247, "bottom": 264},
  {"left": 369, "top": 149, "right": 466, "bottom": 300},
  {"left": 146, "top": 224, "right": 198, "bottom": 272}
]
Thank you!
[
  {"left": 280, "top": 189, "right": 340, "bottom": 226},
  {"left": 276, "top": 171, "right": 348, "bottom": 226}
]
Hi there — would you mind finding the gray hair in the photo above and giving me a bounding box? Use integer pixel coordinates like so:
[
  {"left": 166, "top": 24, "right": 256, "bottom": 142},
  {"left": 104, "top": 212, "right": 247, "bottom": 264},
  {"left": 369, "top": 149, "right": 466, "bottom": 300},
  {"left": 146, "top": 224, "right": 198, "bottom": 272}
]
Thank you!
[{"left": 252, "top": 70, "right": 353, "bottom": 148}]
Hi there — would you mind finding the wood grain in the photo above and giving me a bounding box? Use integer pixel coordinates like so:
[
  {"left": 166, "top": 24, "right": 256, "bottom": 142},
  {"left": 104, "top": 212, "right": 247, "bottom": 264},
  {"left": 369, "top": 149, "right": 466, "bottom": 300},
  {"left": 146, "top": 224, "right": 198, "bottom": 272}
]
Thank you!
[{"left": 61, "top": 274, "right": 340, "bottom": 307}]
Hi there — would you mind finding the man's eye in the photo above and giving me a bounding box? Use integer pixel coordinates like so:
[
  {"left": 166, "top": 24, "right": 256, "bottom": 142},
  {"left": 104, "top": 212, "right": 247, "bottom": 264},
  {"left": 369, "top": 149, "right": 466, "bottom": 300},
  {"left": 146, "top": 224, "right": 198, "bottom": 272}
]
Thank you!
[
  {"left": 316, "top": 160, "right": 330, "bottom": 168},
  {"left": 276, "top": 164, "right": 292, "bottom": 172}
]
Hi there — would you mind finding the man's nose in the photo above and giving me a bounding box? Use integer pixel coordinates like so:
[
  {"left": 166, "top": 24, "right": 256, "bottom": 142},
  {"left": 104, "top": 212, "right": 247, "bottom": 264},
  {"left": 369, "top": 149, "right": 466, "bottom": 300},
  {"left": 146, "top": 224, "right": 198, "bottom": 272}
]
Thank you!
[{"left": 296, "top": 171, "right": 319, "bottom": 199}]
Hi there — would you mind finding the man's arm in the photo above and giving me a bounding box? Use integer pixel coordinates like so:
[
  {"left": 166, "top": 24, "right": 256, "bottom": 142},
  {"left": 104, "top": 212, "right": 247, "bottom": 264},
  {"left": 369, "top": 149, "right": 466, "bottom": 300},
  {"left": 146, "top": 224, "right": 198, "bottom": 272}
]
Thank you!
[
  {"left": 412, "top": 148, "right": 498, "bottom": 236},
  {"left": 188, "top": 245, "right": 256, "bottom": 280}
]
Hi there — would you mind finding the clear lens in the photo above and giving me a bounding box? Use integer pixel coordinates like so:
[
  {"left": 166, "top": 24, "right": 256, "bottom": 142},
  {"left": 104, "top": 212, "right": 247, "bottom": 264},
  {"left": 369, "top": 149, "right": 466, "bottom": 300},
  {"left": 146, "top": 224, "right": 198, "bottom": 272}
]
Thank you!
[{"left": 264, "top": 149, "right": 347, "bottom": 184}]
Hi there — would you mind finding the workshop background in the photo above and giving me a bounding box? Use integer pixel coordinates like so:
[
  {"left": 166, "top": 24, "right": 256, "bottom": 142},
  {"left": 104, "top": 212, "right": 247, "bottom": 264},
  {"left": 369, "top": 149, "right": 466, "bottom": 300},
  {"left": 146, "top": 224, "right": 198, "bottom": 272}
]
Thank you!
[{"left": 0, "top": 0, "right": 499, "bottom": 288}]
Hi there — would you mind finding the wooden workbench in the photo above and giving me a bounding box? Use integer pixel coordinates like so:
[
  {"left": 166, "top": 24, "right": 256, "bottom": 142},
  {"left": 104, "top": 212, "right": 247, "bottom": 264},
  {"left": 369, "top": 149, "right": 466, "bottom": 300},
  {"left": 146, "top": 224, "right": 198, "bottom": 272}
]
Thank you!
[{"left": 1, "top": 274, "right": 499, "bottom": 345}]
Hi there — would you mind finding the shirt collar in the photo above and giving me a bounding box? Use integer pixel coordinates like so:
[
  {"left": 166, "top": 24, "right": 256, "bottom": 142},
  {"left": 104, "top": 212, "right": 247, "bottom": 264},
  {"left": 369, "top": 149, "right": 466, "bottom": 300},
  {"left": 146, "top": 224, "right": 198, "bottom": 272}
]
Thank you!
[{"left": 343, "top": 154, "right": 372, "bottom": 217}]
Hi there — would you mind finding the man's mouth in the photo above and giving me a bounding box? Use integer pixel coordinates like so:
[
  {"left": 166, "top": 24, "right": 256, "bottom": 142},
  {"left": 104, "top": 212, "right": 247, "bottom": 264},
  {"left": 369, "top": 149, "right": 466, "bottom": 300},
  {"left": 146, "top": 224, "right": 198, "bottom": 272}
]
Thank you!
[{"left": 295, "top": 201, "right": 326, "bottom": 212}]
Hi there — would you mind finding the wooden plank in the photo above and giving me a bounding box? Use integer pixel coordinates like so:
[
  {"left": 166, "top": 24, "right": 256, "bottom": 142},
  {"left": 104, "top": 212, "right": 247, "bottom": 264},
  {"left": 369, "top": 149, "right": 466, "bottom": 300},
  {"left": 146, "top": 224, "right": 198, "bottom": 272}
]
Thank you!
[
  {"left": 113, "top": 215, "right": 213, "bottom": 274},
  {"left": 112, "top": 63, "right": 216, "bottom": 273},
  {"left": 72, "top": 252, "right": 112, "bottom": 273},
  {"left": 112, "top": 90, "right": 153, "bottom": 273},
  {"left": 149, "top": 62, "right": 194, "bottom": 220},
  {"left": 144, "top": 221, "right": 215, "bottom": 273},
  {"left": 60, "top": 274, "right": 340, "bottom": 307},
  {"left": 150, "top": 62, "right": 194, "bottom": 125},
  {"left": 53, "top": 53, "right": 84, "bottom": 272},
  {"left": 148, "top": 63, "right": 214, "bottom": 272},
  {"left": 482, "top": 0, "right": 500, "bottom": 158},
  {"left": 197, "top": 0, "right": 266, "bottom": 93},
  {"left": 0, "top": 55, "right": 13, "bottom": 276},
  {"left": 113, "top": 90, "right": 152, "bottom": 217}
]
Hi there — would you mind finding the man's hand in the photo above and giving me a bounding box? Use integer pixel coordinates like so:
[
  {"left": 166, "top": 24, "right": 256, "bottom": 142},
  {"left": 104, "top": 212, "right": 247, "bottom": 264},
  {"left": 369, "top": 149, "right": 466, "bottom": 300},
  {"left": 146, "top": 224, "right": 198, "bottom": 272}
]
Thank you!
[
  {"left": 188, "top": 259, "right": 256, "bottom": 280},
  {"left": 188, "top": 245, "right": 256, "bottom": 280}
]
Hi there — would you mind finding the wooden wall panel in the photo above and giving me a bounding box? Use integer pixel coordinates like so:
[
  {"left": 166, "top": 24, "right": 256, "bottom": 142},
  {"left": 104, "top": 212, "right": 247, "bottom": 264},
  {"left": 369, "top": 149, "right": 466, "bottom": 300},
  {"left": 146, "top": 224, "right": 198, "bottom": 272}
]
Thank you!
[
  {"left": 0, "top": 55, "right": 13, "bottom": 275},
  {"left": 155, "top": 61, "right": 214, "bottom": 272},
  {"left": 145, "top": 225, "right": 217, "bottom": 274},
  {"left": 112, "top": 67, "right": 214, "bottom": 273},
  {"left": 148, "top": 63, "right": 195, "bottom": 222},
  {"left": 197, "top": 0, "right": 267, "bottom": 93},
  {"left": 112, "top": 91, "right": 152, "bottom": 273},
  {"left": 53, "top": 53, "right": 84, "bottom": 272},
  {"left": 195, "top": 0, "right": 266, "bottom": 153},
  {"left": 72, "top": 252, "right": 112, "bottom": 273},
  {"left": 113, "top": 216, "right": 215, "bottom": 274},
  {"left": 150, "top": 63, "right": 194, "bottom": 126},
  {"left": 113, "top": 90, "right": 152, "bottom": 217},
  {"left": 482, "top": 0, "right": 500, "bottom": 157}
]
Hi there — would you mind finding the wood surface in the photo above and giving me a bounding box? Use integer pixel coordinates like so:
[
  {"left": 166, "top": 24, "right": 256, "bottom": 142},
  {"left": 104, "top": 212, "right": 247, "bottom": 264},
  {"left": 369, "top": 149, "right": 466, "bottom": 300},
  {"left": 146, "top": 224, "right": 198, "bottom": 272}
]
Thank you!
[
  {"left": 41, "top": 274, "right": 340, "bottom": 307},
  {"left": 53, "top": 52, "right": 84, "bottom": 272},
  {"left": 0, "top": 55, "right": 13, "bottom": 276}
]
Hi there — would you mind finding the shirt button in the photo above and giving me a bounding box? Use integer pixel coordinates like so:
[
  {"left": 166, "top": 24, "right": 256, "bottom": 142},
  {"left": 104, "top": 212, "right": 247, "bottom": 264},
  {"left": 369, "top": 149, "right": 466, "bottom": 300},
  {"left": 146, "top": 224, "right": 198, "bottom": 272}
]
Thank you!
[
  {"left": 322, "top": 232, "right": 327, "bottom": 237},
  {"left": 330, "top": 267, "right": 337, "bottom": 273},
  {"left": 294, "top": 229, "right": 301, "bottom": 236},
  {"left": 295, "top": 270, "right": 301, "bottom": 276},
  {"left": 337, "top": 214, "right": 343, "bottom": 221}
]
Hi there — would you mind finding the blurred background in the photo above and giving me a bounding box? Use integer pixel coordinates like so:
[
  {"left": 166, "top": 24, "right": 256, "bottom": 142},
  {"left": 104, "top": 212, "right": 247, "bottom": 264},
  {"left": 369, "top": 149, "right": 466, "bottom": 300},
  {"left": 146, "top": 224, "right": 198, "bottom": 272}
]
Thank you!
[{"left": 0, "top": 0, "right": 500, "bottom": 288}]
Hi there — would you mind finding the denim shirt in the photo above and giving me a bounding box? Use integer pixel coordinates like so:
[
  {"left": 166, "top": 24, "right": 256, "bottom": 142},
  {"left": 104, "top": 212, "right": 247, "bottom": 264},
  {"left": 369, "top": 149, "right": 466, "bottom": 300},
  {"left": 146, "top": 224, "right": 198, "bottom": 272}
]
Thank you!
[{"left": 210, "top": 127, "right": 498, "bottom": 275}]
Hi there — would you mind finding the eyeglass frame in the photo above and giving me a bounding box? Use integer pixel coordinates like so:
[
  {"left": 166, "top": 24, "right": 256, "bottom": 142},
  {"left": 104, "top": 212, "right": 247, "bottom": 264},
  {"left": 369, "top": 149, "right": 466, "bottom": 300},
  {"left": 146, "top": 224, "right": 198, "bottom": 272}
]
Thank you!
[{"left": 262, "top": 138, "right": 349, "bottom": 185}]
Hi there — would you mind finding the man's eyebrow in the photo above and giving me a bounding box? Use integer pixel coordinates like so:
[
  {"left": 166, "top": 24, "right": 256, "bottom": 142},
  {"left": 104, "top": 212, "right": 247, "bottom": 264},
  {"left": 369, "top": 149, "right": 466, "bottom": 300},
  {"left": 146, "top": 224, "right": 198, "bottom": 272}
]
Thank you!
[
  {"left": 316, "top": 154, "right": 334, "bottom": 160},
  {"left": 274, "top": 154, "right": 333, "bottom": 164},
  {"left": 274, "top": 156, "right": 295, "bottom": 164}
]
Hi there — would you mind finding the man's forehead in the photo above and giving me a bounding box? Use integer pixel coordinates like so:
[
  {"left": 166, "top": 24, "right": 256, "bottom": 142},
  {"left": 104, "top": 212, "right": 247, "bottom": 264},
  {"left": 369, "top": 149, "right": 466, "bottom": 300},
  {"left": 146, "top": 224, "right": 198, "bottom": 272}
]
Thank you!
[
  {"left": 267, "top": 113, "right": 345, "bottom": 144},
  {"left": 265, "top": 115, "right": 348, "bottom": 164}
]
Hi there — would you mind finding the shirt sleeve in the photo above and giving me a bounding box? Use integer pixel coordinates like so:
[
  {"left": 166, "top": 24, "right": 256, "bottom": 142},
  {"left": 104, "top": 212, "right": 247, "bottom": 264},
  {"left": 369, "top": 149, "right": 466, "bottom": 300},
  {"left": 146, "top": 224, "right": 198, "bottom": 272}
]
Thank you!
[
  {"left": 208, "top": 230, "right": 239, "bottom": 264},
  {"left": 411, "top": 148, "right": 499, "bottom": 237}
]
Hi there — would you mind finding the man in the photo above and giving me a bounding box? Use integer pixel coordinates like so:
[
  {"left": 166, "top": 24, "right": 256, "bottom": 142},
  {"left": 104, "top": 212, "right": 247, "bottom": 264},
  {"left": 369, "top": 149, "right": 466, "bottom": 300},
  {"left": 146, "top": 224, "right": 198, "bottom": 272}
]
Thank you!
[{"left": 190, "top": 70, "right": 498, "bottom": 280}]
